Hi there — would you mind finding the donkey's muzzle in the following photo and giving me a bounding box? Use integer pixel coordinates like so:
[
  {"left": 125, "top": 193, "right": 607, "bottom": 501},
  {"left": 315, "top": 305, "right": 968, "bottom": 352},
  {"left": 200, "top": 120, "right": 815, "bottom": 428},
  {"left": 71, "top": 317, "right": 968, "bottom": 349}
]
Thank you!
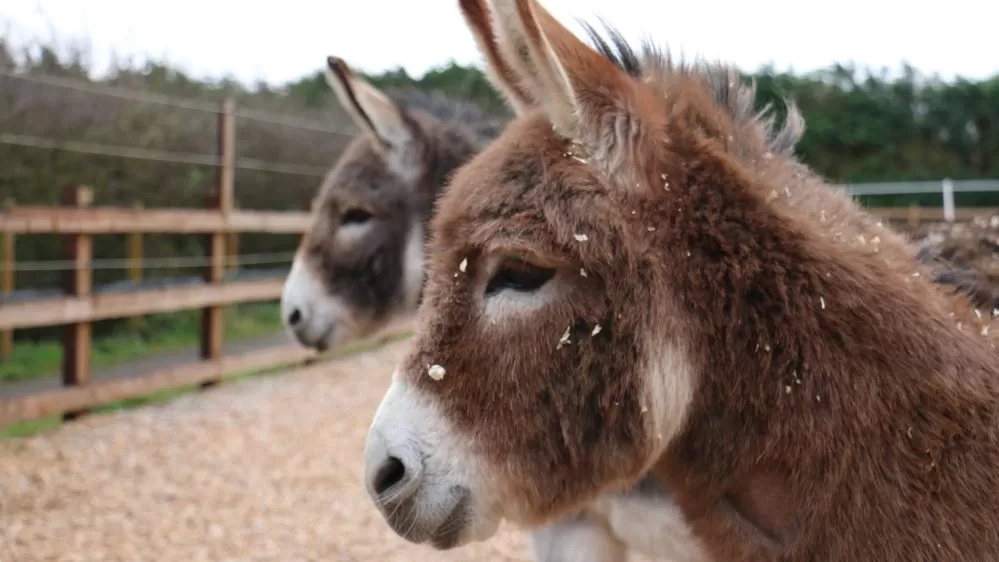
[{"left": 364, "top": 430, "right": 422, "bottom": 506}]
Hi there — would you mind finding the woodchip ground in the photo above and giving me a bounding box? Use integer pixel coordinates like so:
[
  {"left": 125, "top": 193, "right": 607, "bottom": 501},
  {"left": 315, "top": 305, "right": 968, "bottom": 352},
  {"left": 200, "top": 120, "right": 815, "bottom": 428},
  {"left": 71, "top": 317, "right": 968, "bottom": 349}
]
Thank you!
[{"left": 0, "top": 339, "right": 541, "bottom": 562}]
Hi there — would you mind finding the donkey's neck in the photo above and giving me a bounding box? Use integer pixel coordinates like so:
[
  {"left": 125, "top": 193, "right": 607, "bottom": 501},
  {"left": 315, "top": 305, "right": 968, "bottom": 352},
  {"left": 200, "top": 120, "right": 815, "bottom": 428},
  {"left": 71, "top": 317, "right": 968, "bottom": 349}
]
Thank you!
[
  {"left": 763, "top": 156, "right": 999, "bottom": 338},
  {"left": 646, "top": 145, "right": 999, "bottom": 560}
]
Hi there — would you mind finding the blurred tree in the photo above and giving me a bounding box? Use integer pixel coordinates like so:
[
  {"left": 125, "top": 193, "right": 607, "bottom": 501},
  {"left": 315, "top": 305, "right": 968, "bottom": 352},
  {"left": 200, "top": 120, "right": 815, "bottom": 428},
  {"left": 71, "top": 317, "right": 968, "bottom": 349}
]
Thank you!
[{"left": 286, "top": 59, "right": 999, "bottom": 192}]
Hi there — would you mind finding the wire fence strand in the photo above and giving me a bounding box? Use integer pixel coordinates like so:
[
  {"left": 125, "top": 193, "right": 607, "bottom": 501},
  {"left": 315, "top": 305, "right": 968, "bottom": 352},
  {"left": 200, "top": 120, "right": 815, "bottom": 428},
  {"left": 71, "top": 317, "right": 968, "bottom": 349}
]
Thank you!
[
  {"left": 0, "top": 68, "right": 357, "bottom": 137},
  {"left": 0, "top": 133, "right": 330, "bottom": 177},
  {"left": 1, "top": 70, "right": 332, "bottom": 277},
  {"left": 10, "top": 251, "right": 296, "bottom": 272}
]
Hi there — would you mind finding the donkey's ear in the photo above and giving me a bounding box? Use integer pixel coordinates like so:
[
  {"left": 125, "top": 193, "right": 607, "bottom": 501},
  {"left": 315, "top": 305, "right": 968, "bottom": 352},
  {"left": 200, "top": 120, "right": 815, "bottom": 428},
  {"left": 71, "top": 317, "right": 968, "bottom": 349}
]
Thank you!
[
  {"left": 458, "top": 0, "right": 534, "bottom": 115},
  {"left": 484, "top": 0, "right": 635, "bottom": 140},
  {"left": 325, "top": 56, "right": 412, "bottom": 149}
]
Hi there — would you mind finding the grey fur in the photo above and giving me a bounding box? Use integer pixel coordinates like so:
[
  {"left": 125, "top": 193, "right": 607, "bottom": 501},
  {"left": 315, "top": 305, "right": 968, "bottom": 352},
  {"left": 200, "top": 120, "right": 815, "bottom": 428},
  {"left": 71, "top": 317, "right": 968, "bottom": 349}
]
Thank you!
[{"left": 287, "top": 83, "right": 504, "bottom": 348}]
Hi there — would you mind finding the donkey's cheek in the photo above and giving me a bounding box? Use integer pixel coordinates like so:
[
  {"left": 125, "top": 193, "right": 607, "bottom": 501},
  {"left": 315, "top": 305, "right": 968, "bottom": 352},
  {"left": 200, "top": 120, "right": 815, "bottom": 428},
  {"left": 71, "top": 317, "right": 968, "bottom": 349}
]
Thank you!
[
  {"left": 400, "top": 223, "right": 427, "bottom": 309},
  {"left": 640, "top": 337, "right": 699, "bottom": 460}
]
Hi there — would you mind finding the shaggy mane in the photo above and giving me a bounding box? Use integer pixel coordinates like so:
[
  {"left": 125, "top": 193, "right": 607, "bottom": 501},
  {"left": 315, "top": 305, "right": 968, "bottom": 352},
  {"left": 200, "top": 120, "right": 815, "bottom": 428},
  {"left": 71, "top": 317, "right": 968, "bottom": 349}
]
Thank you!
[
  {"left": 580, "top": 21, "right": 804, "bottom": 157},
  {"left": 386, "top": 87, "right": 507, "bottom": 143}
]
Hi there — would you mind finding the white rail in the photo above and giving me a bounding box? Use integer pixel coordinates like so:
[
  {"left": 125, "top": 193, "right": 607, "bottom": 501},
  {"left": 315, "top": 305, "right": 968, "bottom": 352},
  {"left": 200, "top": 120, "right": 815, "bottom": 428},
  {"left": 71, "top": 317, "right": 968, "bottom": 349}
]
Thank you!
[{"left": 841, "top": 179, "right": 999, "bottom": 223}]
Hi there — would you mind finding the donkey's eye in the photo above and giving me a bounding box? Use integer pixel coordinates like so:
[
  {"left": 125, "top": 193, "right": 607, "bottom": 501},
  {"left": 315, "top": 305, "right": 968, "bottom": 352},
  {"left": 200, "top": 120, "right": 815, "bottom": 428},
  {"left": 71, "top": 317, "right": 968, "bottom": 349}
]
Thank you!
[
  {"left": 485, "top": 258, "right": 556, "bottom": 296},
  {"left": 342, "top": 208, "right": 373, "bottom": 225}
]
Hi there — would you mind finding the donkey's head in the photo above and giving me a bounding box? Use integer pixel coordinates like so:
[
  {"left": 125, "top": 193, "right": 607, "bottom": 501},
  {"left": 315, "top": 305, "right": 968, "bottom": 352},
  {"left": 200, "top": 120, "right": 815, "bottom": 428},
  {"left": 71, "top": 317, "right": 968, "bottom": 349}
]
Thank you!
[
  {"left": 361, "top": 0, "right": 786, "bottom": 547},
  {"left": 282, "top": 57, "right": 490, "bottom": 350}
]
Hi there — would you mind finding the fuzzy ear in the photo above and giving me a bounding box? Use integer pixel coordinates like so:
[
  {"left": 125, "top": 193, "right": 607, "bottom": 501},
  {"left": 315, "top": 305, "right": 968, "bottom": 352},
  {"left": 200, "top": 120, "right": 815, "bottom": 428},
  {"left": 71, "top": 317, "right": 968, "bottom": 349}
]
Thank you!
[
  {"left": 458, "top": 0, "right": 534, "bottom": 114},
  {"left": 325, "top": 56, "right": 412, "bottom": 149},
  {"left": 481, "top": 0, "right": 635, "bottom": 141}
]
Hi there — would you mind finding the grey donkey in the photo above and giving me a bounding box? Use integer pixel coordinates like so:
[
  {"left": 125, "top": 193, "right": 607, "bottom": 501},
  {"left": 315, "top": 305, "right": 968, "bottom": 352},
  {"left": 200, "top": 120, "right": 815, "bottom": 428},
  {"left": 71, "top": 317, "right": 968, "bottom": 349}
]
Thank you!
[{"left": 280, "top": 57, "right": 697, "bottom": 562}]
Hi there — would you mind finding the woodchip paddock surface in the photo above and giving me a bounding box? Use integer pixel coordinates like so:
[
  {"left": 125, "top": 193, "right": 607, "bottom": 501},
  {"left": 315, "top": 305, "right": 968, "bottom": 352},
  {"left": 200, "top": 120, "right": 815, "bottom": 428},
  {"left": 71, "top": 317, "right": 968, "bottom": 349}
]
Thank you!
[{"left": 0, "top": 338, "right": 658, "bottom": 562}]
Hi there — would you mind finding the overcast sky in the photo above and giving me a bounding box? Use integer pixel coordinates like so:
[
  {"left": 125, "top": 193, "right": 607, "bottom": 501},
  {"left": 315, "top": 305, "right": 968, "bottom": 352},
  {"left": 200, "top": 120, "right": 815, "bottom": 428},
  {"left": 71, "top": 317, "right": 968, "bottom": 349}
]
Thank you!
[{"left": 2, "top": 0, "right": 996, "bottom": 86}]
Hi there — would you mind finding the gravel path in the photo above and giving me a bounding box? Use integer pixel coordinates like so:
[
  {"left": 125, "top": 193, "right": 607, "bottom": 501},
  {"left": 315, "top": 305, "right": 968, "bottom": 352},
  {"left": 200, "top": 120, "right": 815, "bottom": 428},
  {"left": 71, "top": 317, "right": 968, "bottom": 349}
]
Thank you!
[{"left": 0, "top": 339, "right": 535, "bottom": 562}]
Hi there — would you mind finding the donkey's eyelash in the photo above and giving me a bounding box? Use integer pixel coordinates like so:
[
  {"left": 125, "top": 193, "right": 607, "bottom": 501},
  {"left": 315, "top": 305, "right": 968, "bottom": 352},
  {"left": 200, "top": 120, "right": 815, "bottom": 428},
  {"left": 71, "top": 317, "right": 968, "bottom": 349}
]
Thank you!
[
  {"left": 342, "top": 208, "right": 374, "bottom": 225},
  {"left": 484, "top": 258, "right": 556, "bottom": 296}
]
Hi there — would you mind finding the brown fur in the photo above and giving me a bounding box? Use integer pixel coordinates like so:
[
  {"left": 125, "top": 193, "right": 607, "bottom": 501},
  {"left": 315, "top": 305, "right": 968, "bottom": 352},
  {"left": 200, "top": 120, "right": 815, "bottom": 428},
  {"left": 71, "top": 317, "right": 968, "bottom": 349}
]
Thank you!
[{"left": 371, "top": 0, "right": 999, "bottom": 559}]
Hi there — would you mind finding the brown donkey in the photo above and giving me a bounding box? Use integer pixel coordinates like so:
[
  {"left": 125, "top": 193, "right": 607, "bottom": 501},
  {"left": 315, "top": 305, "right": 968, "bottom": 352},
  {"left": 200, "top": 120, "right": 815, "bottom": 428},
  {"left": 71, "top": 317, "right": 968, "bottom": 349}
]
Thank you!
[
  {"left": 296, "top": 58, "right": 999, "bottom": 562},
  {"left": 361, "top": 0, "right": 999, "bottom": 559},
  {"left": 278, "top": 55, "right": 697, "bottom": 562},
  {"left": 281, "top": 57, "right": 501, "bottom": 350}
]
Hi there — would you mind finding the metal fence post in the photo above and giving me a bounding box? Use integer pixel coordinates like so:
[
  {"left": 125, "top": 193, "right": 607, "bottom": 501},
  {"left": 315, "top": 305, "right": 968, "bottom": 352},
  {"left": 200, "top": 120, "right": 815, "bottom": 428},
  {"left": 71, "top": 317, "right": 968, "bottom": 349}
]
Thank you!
[{"left": 942, "top": 178, "right": 955, "bottom": 222}]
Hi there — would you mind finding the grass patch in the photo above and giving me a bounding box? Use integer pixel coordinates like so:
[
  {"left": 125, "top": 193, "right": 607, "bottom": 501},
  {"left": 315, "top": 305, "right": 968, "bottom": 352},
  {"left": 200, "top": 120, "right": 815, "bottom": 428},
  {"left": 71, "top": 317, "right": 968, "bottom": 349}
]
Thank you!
[
  {"left": 0, "top": 330, "right": 414, "bottom": 440},
  {"left": 1, "top": 416, "right": 62, "bottom": 438},
  {"left": 0, "top": 302, "right": 285, "bottom": 385}
]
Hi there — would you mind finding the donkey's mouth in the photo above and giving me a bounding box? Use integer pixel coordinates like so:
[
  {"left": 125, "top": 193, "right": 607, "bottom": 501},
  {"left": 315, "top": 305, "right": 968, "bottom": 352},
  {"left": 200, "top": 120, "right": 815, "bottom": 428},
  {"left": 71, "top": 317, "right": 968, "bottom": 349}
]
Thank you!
[
  {"left": 312, "top": 326, "right": 334, "bottom": 352},
  {"left": 306, "top": 322, "right": 346, "bottom": 352},
  {"left": 428, "top": 492, "right": 472, "bottom": 549},
  {"left": 285, "top": 317, "right": 340, "bottom": 352},
  {"left": 378, "top": 486, "right": 472, "bottom": 548}
]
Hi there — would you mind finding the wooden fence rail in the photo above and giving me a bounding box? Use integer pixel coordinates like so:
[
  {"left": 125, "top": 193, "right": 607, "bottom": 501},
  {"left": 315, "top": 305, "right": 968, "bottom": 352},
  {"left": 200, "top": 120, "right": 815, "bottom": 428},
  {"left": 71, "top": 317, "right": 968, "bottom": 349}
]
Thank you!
[
  {"left": 0, "top": 189, "right": 994, "bottom": 426},
  {"left": 870, "top": 205, "right": 999, "bottom": 226},
  {"left": 0, "top": 206, "right": 311, "bottom": 234},
  {"left": 0, "top": 279, "right": 286, "bottom": 331},
  {"left": 5, "top": 205, "right": 991, "bottom": 236},
  {"left": 0, "top": 345, "right": 314, "bottom": 425},
  {"left": 1, "top": 215, "right": 12, "bottom": 359}
]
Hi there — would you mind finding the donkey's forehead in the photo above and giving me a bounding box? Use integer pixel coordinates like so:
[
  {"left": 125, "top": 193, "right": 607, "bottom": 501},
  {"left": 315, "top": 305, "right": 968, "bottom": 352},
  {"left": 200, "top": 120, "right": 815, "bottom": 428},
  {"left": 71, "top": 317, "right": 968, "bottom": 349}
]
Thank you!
[
  {"left": 436, "top": 113, "right": 583, "bottom": 217},
  {"left": 429, "top": 111, "right": 642, "bottom": 259},
  {"left": 318, "top": 137, "right": 405, "bottom": 201}
]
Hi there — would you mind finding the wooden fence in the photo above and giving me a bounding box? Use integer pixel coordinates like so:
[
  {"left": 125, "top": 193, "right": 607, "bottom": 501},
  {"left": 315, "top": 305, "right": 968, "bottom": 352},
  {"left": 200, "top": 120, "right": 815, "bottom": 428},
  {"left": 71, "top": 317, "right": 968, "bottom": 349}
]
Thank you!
[
  {"left": 0, "top": 98, "right": 332, "bottom": 427},
  {"left": 0, "top": 183, "right": 320, "bottom": 426}
]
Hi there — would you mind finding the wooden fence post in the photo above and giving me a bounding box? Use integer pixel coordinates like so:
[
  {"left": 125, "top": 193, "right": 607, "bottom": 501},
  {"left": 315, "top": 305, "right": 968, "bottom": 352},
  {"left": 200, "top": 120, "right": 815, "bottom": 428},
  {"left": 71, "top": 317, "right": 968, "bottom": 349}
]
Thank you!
[
  {"left": 127, "top": 202, "right": 143, "bottom": 330},
  {"left": 199, "top": 98, "right": 235, "bottom": 388},
  {"left": 222, "top": 101, "right": 237, "bottom": 275},
  {"left": 62, "top": 185, "right": 93, "bottom": 420},
  {"left": 227, "top": 220, "right": 239, "bottom": 273},
  {"left": 0, "top": 199, "right": 14, "bottom": 360},
  {"left": 219, "top": 97, "right": 235, "bottom": 223}
]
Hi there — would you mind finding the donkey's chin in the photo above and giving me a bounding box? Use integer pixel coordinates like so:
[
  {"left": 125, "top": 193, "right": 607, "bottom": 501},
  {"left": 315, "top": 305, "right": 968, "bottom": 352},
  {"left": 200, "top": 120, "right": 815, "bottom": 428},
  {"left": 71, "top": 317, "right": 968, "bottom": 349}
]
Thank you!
[
  {"left": 285, "top": 316, "right": 346, "bottom": 352},
  {"left": 308, "top": 324, "right": 346, "bottom": 353},
  {"left": 376, "top": 484, "right": 501, "bottom": 549}
]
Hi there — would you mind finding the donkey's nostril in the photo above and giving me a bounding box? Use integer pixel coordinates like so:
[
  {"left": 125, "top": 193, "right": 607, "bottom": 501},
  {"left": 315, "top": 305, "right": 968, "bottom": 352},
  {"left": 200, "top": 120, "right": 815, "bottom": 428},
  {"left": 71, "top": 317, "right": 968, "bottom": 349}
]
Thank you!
[
  {"left": 288, "top": 308, "right": 303, "bottom": 326},
  {"left": 364, "top": 431, "right": 422, "bottom": 506},
  {"left": 373, "top": 456, "right": 407, "bottom": 496}
]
